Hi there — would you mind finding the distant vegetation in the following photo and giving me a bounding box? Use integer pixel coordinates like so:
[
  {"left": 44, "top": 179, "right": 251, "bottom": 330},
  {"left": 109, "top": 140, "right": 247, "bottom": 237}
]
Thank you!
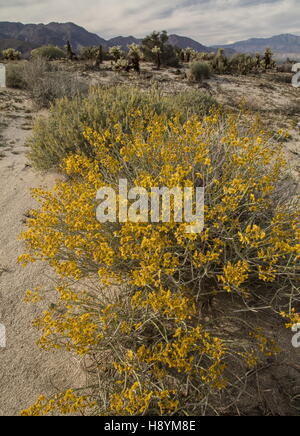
[
  {"left": 1, "top": 29, "right": 292, "bottom": 78},
  {"left": 189, "top": 62, "right": 211, "bottom": 81},
  {"left": 77, "top": 31, "right": 282, "bottom": 75},
  {"left": 141, "top": 31, "right": 179, "bottom": 68},
  {"left": 31, "top": 45, "right": 66, "bottom": 60},
  {"left": 5, "top": 63, "right": 26, "bottom": 89},
  {"left": 6, "top": 58, "right": 87, "bottom": 108},
  {"left": 2, "top": 48, "right": 21, "bottom": 61},
  {"left": 184, "top": 47, "right": 277, "bottom": 75}
]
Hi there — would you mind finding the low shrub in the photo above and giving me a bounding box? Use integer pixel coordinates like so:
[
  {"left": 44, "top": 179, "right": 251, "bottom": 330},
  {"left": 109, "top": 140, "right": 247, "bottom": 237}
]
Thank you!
[
  {"left": 20, "top": 57, "right": 52, "bottom": 89},
  {"left": 189, "top": 62, "right": 211, "bottom": 81},
  {"left": 20, "top": 105, "right": 299, "bottom": 415},
  {"left": 277, "top": 61, "right": 293, "bottom": 73},
  {"left": 6, "top": 58, "right": 87, "bottom": 108},
  {"left": 5, "top": 63, "right": 26, "bottom": 88},
  {"left": 29, "top": 70, "right": 88, "bottom": 109},
  {"left": 27, "top": 86, "right": 217, "bottom": 170},
  {"left": 31, "top": 45, "right": 66, "bottom": 60}
]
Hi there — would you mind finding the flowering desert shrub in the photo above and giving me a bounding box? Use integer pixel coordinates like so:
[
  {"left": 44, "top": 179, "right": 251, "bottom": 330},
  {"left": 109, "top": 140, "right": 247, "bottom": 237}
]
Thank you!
[{"left": 20, "top": 103, "right": 299, "bottom": 415}]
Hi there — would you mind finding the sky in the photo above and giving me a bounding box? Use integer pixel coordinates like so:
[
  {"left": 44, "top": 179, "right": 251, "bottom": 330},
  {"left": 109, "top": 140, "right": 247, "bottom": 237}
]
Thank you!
[{"left": 0, "top": 0, "right": 299, "bottom": 45}]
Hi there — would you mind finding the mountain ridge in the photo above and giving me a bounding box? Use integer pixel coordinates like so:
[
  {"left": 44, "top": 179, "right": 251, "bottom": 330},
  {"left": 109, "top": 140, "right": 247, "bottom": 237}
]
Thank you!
[
  {"left": 0, "top": 21, "right": 216, "bottom": 55},
  {"left": 1, "top": 22, "right": 300, "bottom": 57},
  {"left": 0, "top": 22, "right": 106, "bottom": 53},
  {"left": 216, "top": 33, "right": 300, "bottom": 54}
]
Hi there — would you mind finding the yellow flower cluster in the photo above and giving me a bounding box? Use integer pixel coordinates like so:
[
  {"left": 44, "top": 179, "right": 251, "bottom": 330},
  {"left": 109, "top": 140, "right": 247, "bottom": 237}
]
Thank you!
[
  {"left": 135, "top": 327, "right": 227, "bottom": 389},
  {"left": 218, "top": 261, "right": 250, "bottom": 293},
  {"left": 280, "top": 309, "right": 300, "bottom": 329},
  {"left": 110, "top": 382, "right": 153, "bottom": 415},
  {"left": 21, "top": 390, "right": 96, "bottom": 416},
  {"left": 249, "top": 329, "right": 281, "bottom": 357},
  {"left": 109, "top": 385, "right": 180, "bottom": 416},
  {"left": 33, "top": 288, "right": 103, "bottom": 355},
  {"left": 131, "top": 288, "right": 195, "bottom": 322}
]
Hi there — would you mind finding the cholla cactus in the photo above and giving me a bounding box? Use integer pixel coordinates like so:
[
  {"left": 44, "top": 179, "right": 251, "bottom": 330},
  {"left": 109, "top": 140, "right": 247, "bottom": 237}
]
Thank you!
[
  {"left": 200, "top": 52, "right": 215, "bottom": 62},
  {"left": 112, "top": 58, "right": 130, "bottom": 72},
  {"left": 212, "top": 48, "right": 228, "bottom": 74},
  {"left": 151, "top": 46, "right": 162, "bottom": 69},
  {"left": 182, "top": 47, "right": 195, "bottom": 63},
  {"left": 2, "top": 48, "right": 21, "bottom": 61},
  {"left": 80, "top": 46, "right": 98, "bottom": 61},
  {"left": 263, "top": 48, "right": 274, "bottom": 70},
  {"left": 94, "top": 45, "right": 103, "bottom": 67},
  {"left": 227, "top": 53, "right": 255, "bottom": 75},
  {"left": 255, "top": 52, "right": 261, "bottom": 71},
  {"left": 66, "top": 40, "right": 75, "bottom": 60},
  {"left": 180, "top": 49, "right": 185, "bottom": 63},
  {"left": 109, "top": 46, "right": 123, "bottom": 63},
  {"left": 239, "top": 54, "right": 253, "bottom": 74},
  {"left": 128, "top": 43, "right": 143, "bottom": 73}
]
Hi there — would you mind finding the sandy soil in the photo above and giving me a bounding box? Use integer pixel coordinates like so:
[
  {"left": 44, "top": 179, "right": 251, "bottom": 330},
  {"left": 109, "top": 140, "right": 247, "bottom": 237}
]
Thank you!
[{"left": 0, "top": 88, "right": 84, "bottom": 416}]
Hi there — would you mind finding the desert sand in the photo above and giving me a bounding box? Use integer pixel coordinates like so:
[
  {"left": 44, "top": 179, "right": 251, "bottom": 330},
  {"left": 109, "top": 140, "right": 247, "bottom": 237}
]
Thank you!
[{"left": 0, "top": 88, "right": 84, "bottom": 416}]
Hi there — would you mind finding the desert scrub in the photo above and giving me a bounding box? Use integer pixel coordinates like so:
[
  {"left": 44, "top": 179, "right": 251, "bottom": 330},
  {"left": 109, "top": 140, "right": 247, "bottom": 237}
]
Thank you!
[
  {"left": 31, "top": 45, "right": 66, "bottom": 60},
  {"left": 6, "top": 58, "right": 88, "bottom": 108},
  {"left": 5, "top": 63, "right": 26, "bottom": 88},
  {"left": 20, "top": 107, "right": 299, "bottom": 416},
  {"left": 189, "top": 62, "right": 211, "bottom": 81},
  {"left": 27, "top": 85, "right": 216, "bottom": 170}
]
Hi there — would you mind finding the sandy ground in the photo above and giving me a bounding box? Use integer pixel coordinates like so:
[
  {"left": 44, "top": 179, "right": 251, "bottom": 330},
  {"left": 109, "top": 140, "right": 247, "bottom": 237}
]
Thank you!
[{"left": 0, "top": 88, "right": 84, "bottom": 416}]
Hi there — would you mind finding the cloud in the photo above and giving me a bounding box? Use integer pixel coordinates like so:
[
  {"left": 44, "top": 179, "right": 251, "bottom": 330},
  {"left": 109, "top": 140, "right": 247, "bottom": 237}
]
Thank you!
[{"left": 0, "top": 0, "right": 299, "bottom": 45}]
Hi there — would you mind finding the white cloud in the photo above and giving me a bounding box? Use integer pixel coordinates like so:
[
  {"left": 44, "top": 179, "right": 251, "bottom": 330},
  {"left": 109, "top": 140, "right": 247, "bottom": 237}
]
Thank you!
[{"left": 0, "top": 0, "right": 299, "bottom": 45}]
